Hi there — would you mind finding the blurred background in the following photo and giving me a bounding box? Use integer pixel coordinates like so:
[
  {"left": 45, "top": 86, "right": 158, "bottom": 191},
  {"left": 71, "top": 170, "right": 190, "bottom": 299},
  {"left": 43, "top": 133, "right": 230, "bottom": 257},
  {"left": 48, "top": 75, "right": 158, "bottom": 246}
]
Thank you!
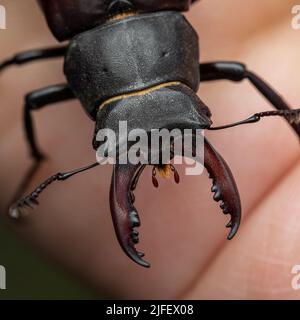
[
  {"left": 0, "top": 0, "right": 299, "bottom": 299},
  {"left": 0, "top": 221, "right": 96, "bottom": 299}
]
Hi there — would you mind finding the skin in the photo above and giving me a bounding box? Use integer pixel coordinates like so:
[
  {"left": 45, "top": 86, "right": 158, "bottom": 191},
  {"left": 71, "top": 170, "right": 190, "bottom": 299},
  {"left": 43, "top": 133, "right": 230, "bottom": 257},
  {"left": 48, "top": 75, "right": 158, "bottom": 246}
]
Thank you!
[{"left": 1, "top": 0, "right": 300, "bottom": 299}]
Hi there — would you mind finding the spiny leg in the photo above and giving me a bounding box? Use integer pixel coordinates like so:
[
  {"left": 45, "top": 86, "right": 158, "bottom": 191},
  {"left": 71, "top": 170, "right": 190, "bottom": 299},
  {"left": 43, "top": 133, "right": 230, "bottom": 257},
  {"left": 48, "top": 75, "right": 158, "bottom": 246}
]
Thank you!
[
  {"left": 9, "top": 162, "right": 99, "bottom": 219},
  {"left": 0, "top": 46, "right": 67, "bottom": 72},
  {"left": 24, "top": 84, "right": 75, "bottom": 160},
  {"left": 9, "top": 85, "right": 75, "bottom": 207},
  {"left": 200, "top": 61, "right": 300, "bottom": 137},
  {"left": 0, "top": 47, "right": 73, "bottom": 204}
]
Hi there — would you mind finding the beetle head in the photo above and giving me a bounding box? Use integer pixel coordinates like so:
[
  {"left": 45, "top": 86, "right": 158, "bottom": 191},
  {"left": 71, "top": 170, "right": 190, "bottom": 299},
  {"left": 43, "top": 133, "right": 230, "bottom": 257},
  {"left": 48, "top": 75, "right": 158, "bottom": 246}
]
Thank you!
[{"left": 38, "top": 0, "right": 201, "bottom": 41}]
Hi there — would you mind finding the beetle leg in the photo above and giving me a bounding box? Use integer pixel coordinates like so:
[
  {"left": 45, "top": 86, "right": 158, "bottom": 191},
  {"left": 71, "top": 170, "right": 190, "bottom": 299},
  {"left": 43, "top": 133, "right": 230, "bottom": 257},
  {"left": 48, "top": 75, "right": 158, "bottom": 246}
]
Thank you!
[
  {"left": 0, "top": 46, "right": 67, "bottom": 72},
  {"left": 24, "top": 84, "right": 75, "bottom": 160},
  {"left": 200, "top": 61, "right": 300, "bottom": 137},
  {"left": 110, "top": 163, "right": 150, "bottom": 267},
  {"left": 203, "top": 138, "right": 241, "bottom": 239},
  {"left": 7, "top": 85, "right": 76, "bottom": 210}
]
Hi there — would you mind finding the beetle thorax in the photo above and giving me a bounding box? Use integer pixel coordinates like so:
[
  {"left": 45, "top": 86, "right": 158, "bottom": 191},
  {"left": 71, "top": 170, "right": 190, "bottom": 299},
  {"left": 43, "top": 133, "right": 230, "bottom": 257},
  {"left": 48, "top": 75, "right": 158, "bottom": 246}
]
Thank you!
[{"left": 64, "top": 11, "right": 200, "bottom": 119}]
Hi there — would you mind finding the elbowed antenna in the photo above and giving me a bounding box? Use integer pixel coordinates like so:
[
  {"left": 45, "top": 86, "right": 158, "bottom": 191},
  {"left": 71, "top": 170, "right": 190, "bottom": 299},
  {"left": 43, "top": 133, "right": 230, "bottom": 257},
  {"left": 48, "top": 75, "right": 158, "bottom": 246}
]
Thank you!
[
  {"left": 8, "top": 162, "right": 101, "bottom": 219},
  {"left": 208, "top": 109, "right": 300, "bottom": 131}
]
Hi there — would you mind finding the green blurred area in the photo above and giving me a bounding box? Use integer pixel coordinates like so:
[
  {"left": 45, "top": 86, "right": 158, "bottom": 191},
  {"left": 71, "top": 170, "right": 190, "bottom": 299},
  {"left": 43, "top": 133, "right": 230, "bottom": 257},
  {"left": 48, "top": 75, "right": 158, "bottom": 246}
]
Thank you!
[{"left": 0, "top": 219, "right": 96, "bottom": 300}]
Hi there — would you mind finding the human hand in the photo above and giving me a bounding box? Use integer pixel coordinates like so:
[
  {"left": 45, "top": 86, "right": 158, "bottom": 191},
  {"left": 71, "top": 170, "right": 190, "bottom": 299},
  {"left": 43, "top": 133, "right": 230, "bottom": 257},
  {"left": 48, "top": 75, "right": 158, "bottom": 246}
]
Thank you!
[{"left": 1, "top": 0, "right": 300, "bottom": 299}]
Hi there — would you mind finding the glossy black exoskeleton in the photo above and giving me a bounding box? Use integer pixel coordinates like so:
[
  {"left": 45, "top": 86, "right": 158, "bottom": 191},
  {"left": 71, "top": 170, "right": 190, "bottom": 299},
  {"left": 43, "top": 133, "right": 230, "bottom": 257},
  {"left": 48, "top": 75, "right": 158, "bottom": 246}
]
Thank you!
[{"left": 1, "top": 0, "right": 300, "bottom": 267}]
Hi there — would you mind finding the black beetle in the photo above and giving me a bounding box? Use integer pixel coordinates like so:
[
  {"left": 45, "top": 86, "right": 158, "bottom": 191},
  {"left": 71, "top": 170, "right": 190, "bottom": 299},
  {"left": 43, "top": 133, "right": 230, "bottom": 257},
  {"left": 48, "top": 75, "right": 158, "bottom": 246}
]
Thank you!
[{"left": 1, "top": 0, "right": 300, "bottom": 268}]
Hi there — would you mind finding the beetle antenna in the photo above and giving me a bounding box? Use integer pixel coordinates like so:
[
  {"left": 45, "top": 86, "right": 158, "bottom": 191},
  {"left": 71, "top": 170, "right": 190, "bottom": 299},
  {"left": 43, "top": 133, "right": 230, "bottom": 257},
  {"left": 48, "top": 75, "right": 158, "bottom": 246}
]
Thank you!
[
  {"left": 8, "top": 162, "right": 100, "bottom": 219},
  {"left": 208, "top": 108, "right": 300, "bottom": 130}
]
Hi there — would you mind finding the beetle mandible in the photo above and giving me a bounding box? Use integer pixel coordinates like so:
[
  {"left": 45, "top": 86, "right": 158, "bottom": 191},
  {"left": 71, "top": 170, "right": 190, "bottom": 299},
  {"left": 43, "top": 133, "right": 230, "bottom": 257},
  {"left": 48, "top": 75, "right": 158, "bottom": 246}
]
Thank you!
[{"left": 1, "top": 0, "right": 300, "bottom": 268}]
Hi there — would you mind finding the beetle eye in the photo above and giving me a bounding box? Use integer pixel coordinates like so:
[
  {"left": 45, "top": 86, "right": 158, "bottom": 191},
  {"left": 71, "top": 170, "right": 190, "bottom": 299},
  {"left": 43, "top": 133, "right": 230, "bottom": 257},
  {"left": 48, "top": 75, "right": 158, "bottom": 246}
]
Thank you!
[{"left": 107, "top": 0, "right": 135, "bottom": 16}]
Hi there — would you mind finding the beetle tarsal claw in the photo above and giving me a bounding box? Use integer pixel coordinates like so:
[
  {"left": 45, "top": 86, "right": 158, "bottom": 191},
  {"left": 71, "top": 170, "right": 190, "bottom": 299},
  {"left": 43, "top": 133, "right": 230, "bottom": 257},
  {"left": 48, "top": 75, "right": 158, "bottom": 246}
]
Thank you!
[{"left": 110, "top": 163, "right": 150, "bottom": 268}]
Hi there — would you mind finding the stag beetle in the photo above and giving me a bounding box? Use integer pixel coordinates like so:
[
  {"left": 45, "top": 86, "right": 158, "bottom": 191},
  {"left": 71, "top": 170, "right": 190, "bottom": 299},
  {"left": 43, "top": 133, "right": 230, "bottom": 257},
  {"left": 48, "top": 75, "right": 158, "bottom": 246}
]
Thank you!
[{"left": 1, "top": 0, "right": 300, "bottom": 268}]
